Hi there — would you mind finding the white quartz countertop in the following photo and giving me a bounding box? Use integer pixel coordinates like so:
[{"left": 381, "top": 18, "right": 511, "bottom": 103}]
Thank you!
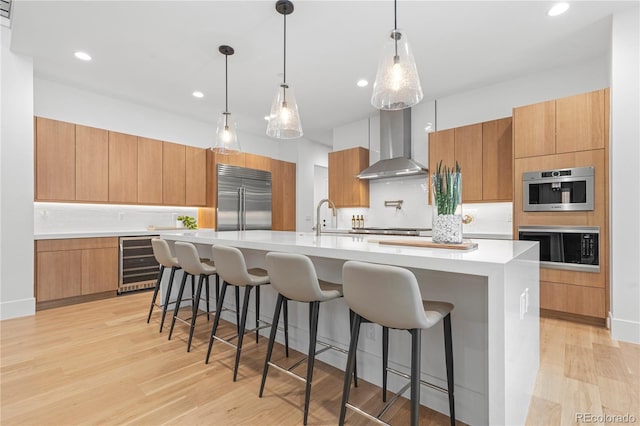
[
  {"left": 161, "top": 230, "right": 535, "bottom": 276},
  {"left": 34, "top": 229, "right": 198, "bottom": 240}
]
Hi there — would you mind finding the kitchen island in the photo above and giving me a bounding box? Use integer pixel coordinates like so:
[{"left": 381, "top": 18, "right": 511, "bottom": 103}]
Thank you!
[{"left": 160, "top": 230, "right": 539, "bottom": 425}]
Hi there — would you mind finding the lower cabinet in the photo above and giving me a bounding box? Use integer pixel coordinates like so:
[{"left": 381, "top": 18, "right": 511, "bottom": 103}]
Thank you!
[
  {"left": 36, "top": 238, "right": 118, "bottom": 305},
  {"left": 540, "top": 280, "right": 606, "bottom": 320}
]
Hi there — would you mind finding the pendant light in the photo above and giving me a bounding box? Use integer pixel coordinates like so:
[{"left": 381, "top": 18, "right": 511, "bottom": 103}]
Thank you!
[
  {"left": 212, "top": 45, "right": 241, "bottom": 154},
  {"left": 371, "top": 0, "right": 423, "bottom": 110},
  {"left": 266, "top": 0, "right": 303, "bottom": 139}
]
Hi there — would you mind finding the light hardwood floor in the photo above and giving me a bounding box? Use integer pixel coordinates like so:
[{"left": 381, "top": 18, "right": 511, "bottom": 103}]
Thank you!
[{"left": 1, "top": 292, "right": 637, "bottom": 425}]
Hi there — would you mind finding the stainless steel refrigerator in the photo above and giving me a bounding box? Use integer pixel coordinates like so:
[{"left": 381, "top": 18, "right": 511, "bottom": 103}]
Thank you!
[{"left": 216, "top": 164, "right": 272, "bottom": 231}]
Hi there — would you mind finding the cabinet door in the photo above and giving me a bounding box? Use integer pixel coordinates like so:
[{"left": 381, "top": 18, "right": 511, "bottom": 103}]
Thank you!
[
  {"left": 328, "top": 147, "right": 369, "bottom": 208},
  {"left": 556, "top": 90, "right": 605, "bottom": 153},
  {"left": 244, "top": 153, "right": 272, "bottom": 172},
  {"left": 482, "top": 117, "right": 513, "bottom": 201},
  {"left": 137, "top": 137, "right": 163, "bottom": 204},
  {"left": 76, "top": 125, "right": 109, "bottom": 202},
  {"left": 185, "top": 146, "right": 207, "bottom": 206},
  {"left": 81, "top": 247, "right": 118, "bottom": 295},
  {"left": 454, "top": 123, "right": 483, "bottom": 202},
  {"left": 36, "top": 250, "right": 82, "bottom": 301},
  {"left": 108, "top": 131, "right": 138, "bottom": 203},
  {"left": 428, "top": 129, "right": 455, "bottom": 174},
  {"left": 513, "top": 100, "right": 555, "bottom": 158},
  {"left": 271, "top": 160, "right": 284, "bottom": 230},
  {"left": 163, "top": 142, "right": 186, "bottom": 205},
  {"left": 215, "top": 152, "right": 245, "bottom": 167},
  {"left": 281, "top": 161, "right": 297, "bottom": 230},
  {"left": 35, "top": 117, "right": 76, "bottom": 201}
]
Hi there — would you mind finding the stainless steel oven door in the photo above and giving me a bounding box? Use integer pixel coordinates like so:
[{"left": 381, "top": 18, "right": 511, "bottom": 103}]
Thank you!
[{"left": 523, "top": 166, "right": 594, "bottom": 211}]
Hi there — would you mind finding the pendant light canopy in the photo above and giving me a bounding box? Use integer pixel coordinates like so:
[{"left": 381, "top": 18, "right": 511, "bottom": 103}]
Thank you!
[
  {"left": 266, "top": 0, "right": 303, "bottom": 139},
  {"left": 371, "top": 0, "right": 423, "bottom": 110},
  {"left": 212, "top": 45, "right": 241, "bottom": 154}
]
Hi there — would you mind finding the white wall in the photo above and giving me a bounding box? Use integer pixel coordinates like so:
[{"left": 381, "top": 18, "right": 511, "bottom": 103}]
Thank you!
[
  {"left": 296, "top": 139, "right": 330, "bottom": 231},
  {"left": 332, "top": 118, "right": 369, "bottom": 151},
  {"left": 0, "top": 26, "right": 35, "bottom": 320},
  {"left": 610, "top": 6, "right": 640, "bottom": 343}
]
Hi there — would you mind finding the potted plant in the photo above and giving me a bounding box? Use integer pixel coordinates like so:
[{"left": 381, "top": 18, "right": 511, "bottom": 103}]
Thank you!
[
  {"left": 431, "top": 160, "right": 463, "bottom": 243},
  {"left": 177, "top": 215, "right": 198, "bottom": 230}
]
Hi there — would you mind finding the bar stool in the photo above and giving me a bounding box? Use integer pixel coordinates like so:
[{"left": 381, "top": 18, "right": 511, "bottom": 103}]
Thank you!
[
  {"left": 168, "top": 241, "right": 218, "bottom": 352},
  {"left": 339, "top": 261, "right": 456, "bottom": 426},
  {"left": 147, "top": 238, "right": 182, "bottom": 332},
  {"left": 205, "top": 245, "right": 289, "bottom": 382},
  {"left": 260, "top": 252, "right": 356, "bottom": 425}
]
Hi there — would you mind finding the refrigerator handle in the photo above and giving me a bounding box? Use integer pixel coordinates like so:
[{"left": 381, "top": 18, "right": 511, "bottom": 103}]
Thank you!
[
  {"left": 237, "top": 188, "right": 242, "bottom": 230},
  {"left": 242, "top": 186, "right": 247, "bottom": 230}
]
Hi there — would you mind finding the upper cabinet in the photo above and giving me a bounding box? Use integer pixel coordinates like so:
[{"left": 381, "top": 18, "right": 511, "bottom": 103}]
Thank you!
[
  {"left": 482, "top": 117, "right": 513, "bottom": 201},
  {"left": 137, "top": 137, "right": 163, "bottom": 205},
  {"left": 514, "top": 89, "right": 607, "bottom": 158},
  {"left": 245, "top": 153, "right": 272, "bottom": 172},
  {"left": 428, "top": 117, "right": 512, "bottom": 203},
  {"left": 108, "top": 131, "right": 138, "bottom": 203},
  {"left": 35, "top": 117, "right": 76, "bottom": 201},
  {"left": 328, "top": 147, "right": 370, "bottom": 208},
  {"left": 76, "top": 125, "right": 109, "bottom": 202},
  {"left": 185, "top": 146, "right": 207, "bottom": 207},
  {"left": 162, "top": 142, "right": 186, "bottom": 206}
]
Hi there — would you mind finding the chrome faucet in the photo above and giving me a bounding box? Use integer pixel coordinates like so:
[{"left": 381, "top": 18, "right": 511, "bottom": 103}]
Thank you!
[{"left": 315, "top": 199, "right": 337, "bottom": 236}]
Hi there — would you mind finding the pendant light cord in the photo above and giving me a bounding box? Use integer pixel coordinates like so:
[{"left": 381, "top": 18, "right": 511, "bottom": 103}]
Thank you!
[
  {"left": 393, "top": 0, "right": 398, "bottom": 59},
  {"left": 225, "top": 54, "right": 229, "bottom": 113},
  {"left": 283, "top": 12, "right": 287, "bottom": 84}
]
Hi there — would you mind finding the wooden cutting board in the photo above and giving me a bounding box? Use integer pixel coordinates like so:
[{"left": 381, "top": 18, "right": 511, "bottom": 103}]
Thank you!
[{"left": 378, "top": 240, "right": 478, "bottom": 250}]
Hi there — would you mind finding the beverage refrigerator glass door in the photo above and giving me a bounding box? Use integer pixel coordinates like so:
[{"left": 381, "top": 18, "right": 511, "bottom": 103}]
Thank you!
[
  {"left": 523, "top": 166, "right": 594, "bottom": 211},
  {"left": 518, "top": 226, "right": 599, "bottom": 272}
]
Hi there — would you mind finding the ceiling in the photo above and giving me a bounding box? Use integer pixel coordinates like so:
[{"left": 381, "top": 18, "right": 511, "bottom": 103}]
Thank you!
[{"left": 9, "top": 1, "right": 631, "bottom": 146}]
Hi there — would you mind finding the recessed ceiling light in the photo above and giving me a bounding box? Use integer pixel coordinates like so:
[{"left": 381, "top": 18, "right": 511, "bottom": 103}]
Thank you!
[
  {"left": 192, "top": 91, "right": 204, "bottom": 98},
  {"left": 548, "top": 2, "right": 570, "bottom": 16},
  {"left": 357, "top": 79, "right": 369, "bottom": 87},
  {"left": 74, "top": 51, "right": 92, "bottom": 61}
]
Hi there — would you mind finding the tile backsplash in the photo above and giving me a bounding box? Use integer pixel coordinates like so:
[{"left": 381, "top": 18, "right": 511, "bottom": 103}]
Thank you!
[
  {"left": 334, "top": 176, "right": 513, "bottom": 236},
  {"left": 34, "top": 202, "right": 198, "bottom": 234}
]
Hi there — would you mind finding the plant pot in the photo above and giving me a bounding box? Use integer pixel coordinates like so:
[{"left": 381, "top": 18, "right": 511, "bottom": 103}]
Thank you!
[{"left": 431, "top": 170, "right": 463, "bottom": 244}]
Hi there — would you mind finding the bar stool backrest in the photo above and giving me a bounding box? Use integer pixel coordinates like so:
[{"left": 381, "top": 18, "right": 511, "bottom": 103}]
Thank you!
[
  {"left": 266, "top": 252, "right": 325, "bottom": 302},
  {"left": 151, "top": 238, "right": 179, "bottom": 268},
  {"left": 212, "top": 245, "right": 252, "bottom": 286},
  {"left": 343, "top": 260, "right": 430, "bottom": 330},
  {"left": 174, "top": 242, "right": 208, "bottom": 275}
]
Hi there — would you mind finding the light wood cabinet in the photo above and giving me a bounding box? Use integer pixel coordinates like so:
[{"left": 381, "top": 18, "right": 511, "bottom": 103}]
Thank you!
[
  {"left": 272, "top": 159, "right": 296, "bottom": 231},
  {"left": 328, "top": 147, "right": 369, "bottom": 208},
  {"left": 513, "top": 100, "right": 555, "bottom": 158},
  {"left": 540, "top": 281, "right": 606, "bottom": 319},
  {"left": 35, "top": 117, "right": 76, "bottom": 201},
  {"left": 162, "top": 142, "right": 186, "bottom": 206},
  {"left": 108, "top": 131, "right": 138, "bottom": 203},
  {"left": 454, "top": 123, "right": 483, "bottom": 202},
  {"left": 36, "top": 238, "right": 118, "bottom": 304},
  {"left": 556, "top": 90, "right": 605, "bottom": 153},
  {"left": 482, "top": 117, "right": 513, "bottom": 201},
  {"left": 137, "top": 137, "right": 163, "bottom": 204},
  {"left": 75, "top": 125, "right": 109, "bottom": 202},
  {"left": 428, "top": 118, "right": 512, "bottom": 203},
  {"left": 245, "top": 153, "right": 272, "bottom": 172},
  {"left": 185, "top": 146, "right": 207, "bottom": 206}
]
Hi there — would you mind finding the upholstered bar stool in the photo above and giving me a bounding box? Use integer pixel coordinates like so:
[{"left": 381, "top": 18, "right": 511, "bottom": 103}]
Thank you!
[
  {"left": 339, "top": 261, "right": 456, "bottom": 426},
  {"left": 168, "top": 241, "right": 218, "bottom": 352},
  {"left": 260, "top": 252, "right": 357, "bottom": 425},
  {"left": 147, "top": 238, "right": 182, "bottom": 332},
  {"left": 205, "top": 245, "right": 289, "bottom": 382}
]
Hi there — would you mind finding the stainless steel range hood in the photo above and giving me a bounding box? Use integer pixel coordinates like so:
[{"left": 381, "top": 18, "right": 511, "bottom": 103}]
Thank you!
[{"left": 357, "top": 109, "right": 428, "bottom": 180}]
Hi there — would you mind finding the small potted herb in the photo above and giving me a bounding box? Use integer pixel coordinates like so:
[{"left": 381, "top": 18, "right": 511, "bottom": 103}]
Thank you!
[{"left": 177, "top": 215, "right": 198, "bottom": 230}]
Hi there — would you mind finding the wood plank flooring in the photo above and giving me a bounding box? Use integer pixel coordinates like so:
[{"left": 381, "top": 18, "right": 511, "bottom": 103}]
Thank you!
[{"left": 1, "top": 292, "right": 638, "bottom": 425}]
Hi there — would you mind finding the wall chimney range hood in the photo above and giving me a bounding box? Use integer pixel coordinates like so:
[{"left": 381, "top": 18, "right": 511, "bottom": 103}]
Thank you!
[{"left": 357, "top": 109, "right": 428, "bottom": 180}]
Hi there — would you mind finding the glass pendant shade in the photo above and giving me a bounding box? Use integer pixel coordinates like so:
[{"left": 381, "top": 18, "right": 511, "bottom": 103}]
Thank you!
[
  {"left": 371, "top": 29, "right": 423, "bottom": 110},
  {"left": 266, "top": 84, "right": 303, "bottom": 139},
  {"left": 213, "top": 112, "right": 241, "bottom": 154}
]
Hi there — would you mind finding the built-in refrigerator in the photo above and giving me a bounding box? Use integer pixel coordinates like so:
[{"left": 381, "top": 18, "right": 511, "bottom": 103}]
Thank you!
[{"left": 216, "top": 164, "right": 272, "bottom": 231}]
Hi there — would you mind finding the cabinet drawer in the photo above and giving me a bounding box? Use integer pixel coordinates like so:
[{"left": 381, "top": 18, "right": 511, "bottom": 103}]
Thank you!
[
  {"left": 540, "top": 281, "right": 605, "bottom": 318},
  {"left": 37, "top": 237, "right": 118, "bottom": 252}
]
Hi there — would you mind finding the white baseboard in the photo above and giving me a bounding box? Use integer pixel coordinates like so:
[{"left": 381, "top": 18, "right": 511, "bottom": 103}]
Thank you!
[
  {"left": 611, "top": 315, "right": 640, "bottom": 344},
  {"left": 0, "top": 297, "right": 36, "bottom": 320}
]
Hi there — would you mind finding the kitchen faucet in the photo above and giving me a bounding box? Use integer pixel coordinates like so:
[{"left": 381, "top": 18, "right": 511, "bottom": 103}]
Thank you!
[{"left": 315, "top": 199, "right": 337, "bottom": 236}]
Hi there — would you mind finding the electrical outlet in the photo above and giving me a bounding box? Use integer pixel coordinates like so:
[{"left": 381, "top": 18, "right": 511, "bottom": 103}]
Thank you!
[{"left": 365, "top": 324, "right": 375, "bottom": 340}]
